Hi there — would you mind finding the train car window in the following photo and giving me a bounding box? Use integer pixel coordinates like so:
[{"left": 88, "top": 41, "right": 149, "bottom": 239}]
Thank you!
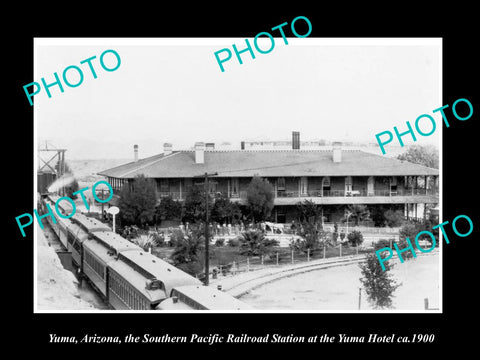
[{"left": 112, "top": 274, "right": 117, "bottom": 294}]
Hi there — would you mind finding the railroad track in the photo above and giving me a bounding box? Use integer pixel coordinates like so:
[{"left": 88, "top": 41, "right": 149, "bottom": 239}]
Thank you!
[
  {"left": 218, "top": 249, "right": 440, "bottom": 299},
  {"left": 217, "top": 255, "right": 368, "bottom": 298}
]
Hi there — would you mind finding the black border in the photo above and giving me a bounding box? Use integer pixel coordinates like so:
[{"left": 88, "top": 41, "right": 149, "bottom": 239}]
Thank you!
[{"left": 8, "top": 6, "right": 479, "bottom": 353}]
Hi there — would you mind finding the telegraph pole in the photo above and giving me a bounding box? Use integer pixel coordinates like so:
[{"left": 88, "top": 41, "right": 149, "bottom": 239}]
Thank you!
[
  {"left": 195, "top": 172, "right": 218, "bottom": 286},
  {"left": 204, "top": 173, "right": 210, "bottom": 286}
]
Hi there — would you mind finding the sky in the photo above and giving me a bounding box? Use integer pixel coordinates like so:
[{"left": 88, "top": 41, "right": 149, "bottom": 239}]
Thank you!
[{"left": 35, "top": 38, "right": 442, "bottom": 160}]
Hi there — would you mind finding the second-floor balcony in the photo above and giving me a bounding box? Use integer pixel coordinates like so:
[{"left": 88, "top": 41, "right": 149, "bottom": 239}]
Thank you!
[
  {"left": 157, "top": 188, "right": 438, "bottom": 204},
  {"left": 275, "top": 189, "right": 436, "bottom": 197}
]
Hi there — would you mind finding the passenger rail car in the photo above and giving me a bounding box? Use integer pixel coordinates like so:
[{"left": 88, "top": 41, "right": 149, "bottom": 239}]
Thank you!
[
  {"left": 108, "top": 250, "right": 202, "bottom": 310},
  {"left": 39, "top": 193, "right": 252, "bottom": 311},
  {"left": 157, "top": 285, "right": 254, "bottom": 310},
  {"left": 82, "top": 230, "right": 142, "bottom": 297}
]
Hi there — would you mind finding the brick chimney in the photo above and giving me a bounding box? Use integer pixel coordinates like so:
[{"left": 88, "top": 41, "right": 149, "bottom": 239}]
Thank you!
[
  {"left": 333, "top": 142, "right": 342, "bottom": 163},
  {"left": 292, "top": 131, "right": 300, "bottom": 150},
  {"left": 164, "top": 143, "right": 172, "bottom": 155},
  {"left": 195, "top": 142, "right": 205, "bottom": 164},
  {"left": 134, "top": 144, "right": 138, "bottom": 162}
]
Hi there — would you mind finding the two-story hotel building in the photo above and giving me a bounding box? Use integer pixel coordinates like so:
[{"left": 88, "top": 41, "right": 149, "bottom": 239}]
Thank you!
[{"left": 98, "top": 141, "right": 439, "bottom": 224}]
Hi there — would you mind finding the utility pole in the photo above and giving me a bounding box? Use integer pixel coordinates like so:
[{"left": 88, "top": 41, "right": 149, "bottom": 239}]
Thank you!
[
  {"left": 101, "top": 188, "right": 105, "bottom": 217},
  {"left": 195, "top": 172, "right": 218, "bottom": 286},
  {"left": 204, "top": 173, "right": 210, "bottom": 286},
  {"left": 358, "top": 287, "right": 362, "bottom": 310}
]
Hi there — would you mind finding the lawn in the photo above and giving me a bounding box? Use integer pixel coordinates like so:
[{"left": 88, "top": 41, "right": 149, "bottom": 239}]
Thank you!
[{"left": 151, "top": 243, "right": 373, "bottom": 275}]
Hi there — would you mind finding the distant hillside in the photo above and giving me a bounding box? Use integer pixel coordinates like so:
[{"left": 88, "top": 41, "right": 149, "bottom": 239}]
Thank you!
[{"left": 67, "top": 159, "right": 130, "bottom": 183}]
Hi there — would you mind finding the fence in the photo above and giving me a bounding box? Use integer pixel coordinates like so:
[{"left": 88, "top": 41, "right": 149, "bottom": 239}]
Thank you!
[
  {"left": 207, "top": 240, "right": 392, "bottom": 280},
  {"left": 322, "top": 223, "right": 401, "bottom": 234}
]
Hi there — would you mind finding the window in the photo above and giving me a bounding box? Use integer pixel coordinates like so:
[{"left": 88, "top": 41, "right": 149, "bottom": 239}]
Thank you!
[
  {"left": 300, "top": 177, "right": 308, "bottom": 196},
  {"left": 322, "top": 177, "right": 331, "bottom": 196},
  {"left": 209, "top": 180, "right": 217, "bottom": 193},
  {"left": 159, "top": 179, "right": 169, "bottom": 193},
  {"left": 231, "top": 178, "right": 239, "bottom": 196},
  {"left": 277, "top": 178, "right": 286, "bottom": 191},
  {"left": 390, "top": 177, "right": 398, "bottom": 195},
  {"left": 322, "top": 177, "right": 330, "bottom": 187},
  {"left": 345, "top": 176, "right": 352, "bottom": 194}
]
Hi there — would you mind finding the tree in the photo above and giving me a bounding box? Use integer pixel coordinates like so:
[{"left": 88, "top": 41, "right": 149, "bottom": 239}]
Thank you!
[
  {"left": 118, "top": 174, "right": 157, "bottom": 226},
  {"left": 156, "top": 196, "right": 183, "bottom": 222},
  {"left": 397, "top": 145, "right": 439, "bottom": 169},
  {"left": 346, "top": 230, "right": 364, "bottom": 247},
  {"left": 239, "top": 229, "right": 279, "bottom": 257},
  {"left": 296, "top": 200, "right": 322, "bottom": 223},
  {"left": 295, "top": 221, "right": 326, "bottom": 252},
  {"left": 245, "top": 176, "right": 274, "bottom": 222},
  {"left": 397, "top": 222, "right": 433, "bottom": 260},
  {"left": 211, "top": 193, "right": 242, "bottom": 224},
  {"left": 383, "top": 209, "right": 405, "bottom": 227},
  {"left": 359, "top": 253, "right": 401, "bottom": 309},
  {"left": 345, "top": 204, "right": 370, "bottom": 226},
  {"left": 170, "top": 227, "right": 205, "bottom": 276},
  {"left": 332, "top": 222, "right": 339, "bottom": 243},
  {"left": 368, "top": 205, "right": 387, "bottom": 227},
  {"left": 183, "top": 185, "right": 212, "bottom": 223}
]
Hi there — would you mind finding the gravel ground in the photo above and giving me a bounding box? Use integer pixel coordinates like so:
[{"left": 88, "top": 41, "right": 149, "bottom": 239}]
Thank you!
[
  {"left": 37, "top": 225, "right": 97, "bottom": 311},
  {"left": 240, "top": 252, "right": 440, "bottom": 311}
]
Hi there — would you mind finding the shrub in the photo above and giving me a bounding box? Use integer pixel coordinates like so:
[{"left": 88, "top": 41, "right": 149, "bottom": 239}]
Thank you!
[
  {"left": 240, "top": 229, "right": 278, "bottom": 256},
  {"left": 132, "top": 234, "right": 155, "bottom": 251},
  {"left": 374, "top": 239, "right": 392, "bottom": 251},
  {"left": 170, "top": 227, "right": 205, "bottom": 276},
  {"left": 347, "top": 230, "right": 364, "bottom": 247},
  {"left": 393, "top": 238, "right": 415, "bottom": 260},
  {"left": 228, "top": 236, "right": 241, "bottom": 247},
  {"left": 384, "top": 209, "right": 405, "bottom": 227},
  {"left": 150, "top": 232, "right": 165, "bottom": 247},
  {"left": 215, "top": 238, "right": 225, "bottom": 247}
]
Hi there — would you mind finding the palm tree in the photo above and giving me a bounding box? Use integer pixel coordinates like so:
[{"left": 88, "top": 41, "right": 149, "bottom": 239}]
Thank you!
[
  {"left": 240, "top": 229, "right": 278, "bottom": 257},
  {"left": 346, "top": 204, "right": 370, "bottom": 226},
  {"left": 170, "top": 228, "right": 205, "bottom": 276}
]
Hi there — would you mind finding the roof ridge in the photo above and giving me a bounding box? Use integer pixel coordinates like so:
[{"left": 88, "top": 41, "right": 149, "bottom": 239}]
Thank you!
[
  {"left": 172, "top": 149, "right": 363, "bottom": 153},
  {"left": 118, "top": 152, "right": 180, "bottom": 177}
]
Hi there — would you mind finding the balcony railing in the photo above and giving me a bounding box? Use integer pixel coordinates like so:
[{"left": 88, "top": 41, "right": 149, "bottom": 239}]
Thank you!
[
  {"left": 274, "top": 188, "right": 437, "bottom": 198},
  {"left": 156, "top": 188, "right": 437, "bottom": 201},
  {"left": 158, "top": 191, "right": 183, "bottom": 200}
]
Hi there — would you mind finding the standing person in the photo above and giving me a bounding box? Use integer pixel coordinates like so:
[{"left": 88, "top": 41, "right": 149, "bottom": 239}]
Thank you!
[{"left": 290, "top": 220, "right": 297, "bottom": 235}]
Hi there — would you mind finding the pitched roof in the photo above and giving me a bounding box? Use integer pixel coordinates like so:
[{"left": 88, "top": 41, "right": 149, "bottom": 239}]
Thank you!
[{"left": 97, "top": 150, "right": 439, "bottom": 178}]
